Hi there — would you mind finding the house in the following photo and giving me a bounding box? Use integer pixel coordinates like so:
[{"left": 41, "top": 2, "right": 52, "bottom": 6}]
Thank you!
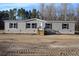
[{"left": 4, "top": 18, "right": 76, "bottom": 35}]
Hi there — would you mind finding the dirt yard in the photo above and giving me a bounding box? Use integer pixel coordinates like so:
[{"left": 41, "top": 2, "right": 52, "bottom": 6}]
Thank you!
[{"left": 0, "top": 34, "right": 79, "bottom": 56}]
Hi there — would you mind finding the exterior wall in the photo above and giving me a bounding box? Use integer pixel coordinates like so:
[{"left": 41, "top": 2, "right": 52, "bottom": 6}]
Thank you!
[
  {"left": 4, "top": 21, "right": 38, "bottom": 34},
  {"left": 51, "top": 22, "right": 75, "bottom": 34},
  {"left": 4, "top": 19, "right": 75, "bottom": 34}
]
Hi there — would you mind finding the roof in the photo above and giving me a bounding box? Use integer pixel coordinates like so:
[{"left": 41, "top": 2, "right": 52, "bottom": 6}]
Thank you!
[
  {"left": 4, "top": 18, "right": 76, "bottom": 23},
  {"left": 4, "top": 18, "right": 35, "bottom": 22},
  {"left": 46, "top": 21, "right": 76, "bottom": 23}
]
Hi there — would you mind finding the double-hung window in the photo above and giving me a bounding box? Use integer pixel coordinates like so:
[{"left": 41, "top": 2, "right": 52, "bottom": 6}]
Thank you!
[
  {"left": 62, "top": 24, "right": 69, "bottom": 29},
  {"left": 32, "top": 23, "right": 37, "bottom": 28},
  {"left": 26, "top": 23, "right": 30, "bottom": 28},
  {"left": 14, "top": 23, "right": 18, "bottom": 28},
  {"left": 9, "top": 23, "right": 13, "bottom": 28},
  {"left": 45, "top": 23, "right": 52, "bottom": 29},
  {"left": 9, "top": 23, "right": 18, "bottom": 28}
]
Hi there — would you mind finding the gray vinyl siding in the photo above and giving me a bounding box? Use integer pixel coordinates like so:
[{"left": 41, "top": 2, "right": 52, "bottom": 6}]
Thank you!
[{"left": 4, "top": 19, "right": 75, "bottom": 34}]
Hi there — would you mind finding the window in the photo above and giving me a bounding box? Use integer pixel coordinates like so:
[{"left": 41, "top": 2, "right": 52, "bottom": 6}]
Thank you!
[
  {"left": 9, "top": 23, "right": 13, "bottom": 28},
  {"left": 62, "top": 24, "right": 69, "bottom": 29},
  {"left": 14, "top": 23, "right": 18, "bottom": 28},
  {"left": 32, "top": 23, "right": 37, "bottom": 28},
  {"left": 9, "top": 23, "right": 18, "bottom": 28},
  {"left": 26, "top": 23, "right": 30, "bottom": 28},
  {"left": 45, "top": 23, "right": 52, "bottom": 29}
]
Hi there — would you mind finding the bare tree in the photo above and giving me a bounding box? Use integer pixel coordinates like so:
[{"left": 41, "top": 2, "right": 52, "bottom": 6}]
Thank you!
[
  {"left": 45, "top": 4, "right": 56, "bottom": 20},
  {"left": 40, "top": 3, "right": 46, "bottom": 20},
  {"left": 75, "top": 4, "right": 79, "bottom": 31},
  {"left": 60, "top": 3, "right": 68, "bottom": 21},
  {"left": 40, "top": 3, "right": 56, "bottom": 20},
  {"left": 76, "top": 4, "right": 79, "bottom": 21},
  {"left": 67, "top": 4, "right": 75, "bottom": 21},
  {"left": 40, "top": 3, "right": 76, "bottom": 21}
]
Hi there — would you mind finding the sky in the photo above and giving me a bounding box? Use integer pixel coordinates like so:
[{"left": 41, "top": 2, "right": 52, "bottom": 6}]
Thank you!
[
  {"left": 0, "top": 3, "right": 78, "bottom": 11},
  {"left": 0, "top": 3, "right": 40, "bottom": 11}
]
